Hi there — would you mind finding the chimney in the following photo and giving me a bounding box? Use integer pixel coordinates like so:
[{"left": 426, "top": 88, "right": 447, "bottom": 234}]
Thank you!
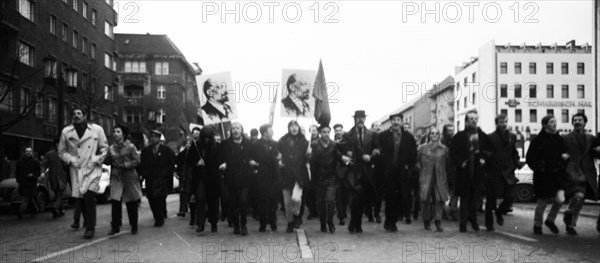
[{"left": 566, "top": 40, "right": 576, "bottom": 52}]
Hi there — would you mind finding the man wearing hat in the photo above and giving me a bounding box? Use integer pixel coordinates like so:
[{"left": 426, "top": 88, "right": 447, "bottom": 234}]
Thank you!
[
  {"left": 140, "top": 130, "right": 176, "bottom": 227},
  {"left": 377, "top": 112, "right": 417, "bottom": 232},
  {"left": 338, "top": 110, "right": 380, "bottom": 233}
]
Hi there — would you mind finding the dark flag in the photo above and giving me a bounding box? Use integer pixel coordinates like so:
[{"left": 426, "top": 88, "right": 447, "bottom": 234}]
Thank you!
[{"left": 313, "top": 60, "right": 331, "bottom": 126}]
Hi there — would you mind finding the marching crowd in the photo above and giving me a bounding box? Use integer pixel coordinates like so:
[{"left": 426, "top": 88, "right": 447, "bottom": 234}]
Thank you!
[{"left": 11, "top": 107, "right": 600, "bottom": 240}]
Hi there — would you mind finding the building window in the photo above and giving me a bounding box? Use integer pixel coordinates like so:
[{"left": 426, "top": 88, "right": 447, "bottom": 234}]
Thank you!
[
  {"left": 81, "top": 72, "right": 88, "bottom": 90},
  {"left": 529, "top": 109, "right": 537, "bottom": 123},
  {"left": 62, "top": 23, "right": 68, "bottom": 42},
  {"left": 577, "top": 63, "right": 584, "bottom": 74},
  {"left": 472, "top": 72, "right": 476, "bottom": 83},
  {"left": 529, "top": 85, "right": 537, "bottom": 98},
  {"left": 500, "top": 62, "right": 507, "bottom": 74},
  {"left": 104, "top": 53, "right": 113, "bottom": 69},
  {"left": 561, "top": 85, "right": 569, "bottom": 98},
  {"left": 82, "top": 2, "right": 88, "bottom": 19},
  {"left": 514, "top": 62, "right": 521, "bottom": 74},
  {"left": 104, "top": 21, "right": 113, "bottom": 38},
  {"left": 577, "top": 85, "right": 584, "bottom": 99},
  {"left": 0, "top": 82, "right": 13, "bottom": 112},
  {"left": 463, "top": 97, "right": 467, "bottom": 108},
  {"left": 515, "top": 109, "right": 522, "bottom": 123},
  {"left": 124, "top": 86, "right": 143, "bottom": 98},
  {"left": 546, "top": 62, "right": 553, "bottom": 74},
  {"left": 157, "top": 109, "right": 166, "bottom": 124},
  {"left": 72, "top": 30, "right": 78, "bottom": 49},
  {"left": 72, "top": 0, "right": 78, "bottom": 11},
  {"left": 82, "top": 37, "right": 88, "bottom": 54},
  {"left": 514, "top": 84, "right": 522, "bottom": 98},
  {"left": 124, "top": 108, "right": 142, "bottom": 123},
  {"left": 529, "top": 62, "right": 536, "bottom": 74},
  {"left": 18, "top": 41, "right": 35, "bottom": 67},
  {"left": 456, "top": 100, "right": 460, "bottom": 111},
  {"left": 91, "top": 9, "right": 97, "bottom": 25},
  {"left": 124, "top": 61, "right": 146, "bottom": 73},
  {"left": 463, "top": 77, "right": 467, "bottom": 87},
  {"left": 158, "top": 85, "right": 166, "bottom": 99},
  {"left": 66, "top": 69, "right": 78, "bottom": 88},
  {"left": 35, "top": 92, "right": 43, "bottom": 118},
  {"left": 547, "top": 109, "right": 554, "bottom": 116},
  {"left": 155, "top": 62, "right": 169, "bottom": 75},
  {"left": 561, "top": 63, "right": 568, "bottom": 74},
  {"left": 577, "top": 109, "right": 585, "bottom": 114},
  {"left": 561, "top": 109, "right": 569, "bottom": 123},
  {"left": 500, "top": 84, "right": 507, "bottom": 98},
  {"left": 18, "top": 0, "right": 35, "bottom": 22},
  {"left": 500, "top": 109, "right": 507, "bottom": 116},
  {"left": 546, "top": 85, "right": 554, "bottom": 98},
  {"left": 50, "top": 15, "right": 57, "bottom": 35},
  {"left": 91, "top": 43, "right": 96, "bottom": 59},
  {"left": 104, "top": 85, "right": 113, "bottom": 101},
  {"left": 49, "top": 97, "right": 57, "bottom": 123},
  {"left": 472, "top": 92, "right": 476, "bottom": 104}
]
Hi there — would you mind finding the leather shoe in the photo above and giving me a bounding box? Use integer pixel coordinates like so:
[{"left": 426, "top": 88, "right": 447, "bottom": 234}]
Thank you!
[
  {"left": 434, "top": 220, "right": 443, "bottom": 232},
  {"left": 131, "top": 225, "right": 138, "bottom": 235},
  {"left": 470, "top": 221, "right": 480, "bottom": 231},
  {"left": 71, "top": 221, "right": 80, "bottom": 229},
  {"left": 339, "top": 218, "right": 345, "bottom": 226},
  {"left": 405, "top": 218, "right": 412, "bottom": 224},
  {"left": 240, "top": 225, "right": 248, "bottom": 236},
  {"left": 533, "top": 226, "right": 542, "bottom": 235},
  {"left": 459, "top": 225, "right": 467, "bottom": 233},
  {"left": 259, "top": 225, "right": 267, "bottom": 232},
  {"left": 348, "top": 224, "right": 356, "bottom": 233},
  {"left": 495, "top": 211, "right": 504, "bottom": 226},
  {"left": 108, "top": 227, "right": 120, "bottom": 235},
  {"left": 270, "top": 222, "right": 277, "bottom": 231},
  {"left": 424, "top": 220, "right": 431, "bottom": 231},
  {"left": 544, "top": 220, "right": 559, "bottom": 234},
  {"left": 211, "top": 223, "right": 218, "bottom": 233},
  {"left": 375, "top": 215, "right": 382, "bottom": 224},
  {"left": 566, "top": 226, "right": 577, "bottom": 235},
  {"left": 328, "top": 222, "right": 336, "bottom": 233},
  {"left": 321, "top": 224, "right": 327, "bottom": 232},
  {"left": 196, "top": 225, "right": 205, "bottom": 233},
  {"left": 286, "top": 223, "right": 294, "bottom": 233},
  {"left": 356, "top": 226, "right": 363, "bottom": 233},
  {"left": 84, "top": 229, "right": 95, "bottom": 239}
]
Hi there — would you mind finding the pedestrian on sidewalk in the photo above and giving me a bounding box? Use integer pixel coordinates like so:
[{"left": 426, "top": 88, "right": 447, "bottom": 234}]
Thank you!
[
  {"left": 140, "top": 130, "right": 175, "bottom": 227},
  {"left": 43, "top": 139, "right": 68, "bottom": 218},
  {"left": 105, "top": 125, "right": 142, "bottom": 235},
  {"left": 561, "top": 113, "right": 599, "bottom": 235},
  {"left": 58, "top": 107, "right": 108, "bottom": 239},
  {"left": 417, "top": 127, "right": 450, "bottom": 232},
  {"left": 16, "top": 146, "right": 41, "bottom": 219},
  {"left": 526, "top": 115, "right": 568, "bottom": 235}
]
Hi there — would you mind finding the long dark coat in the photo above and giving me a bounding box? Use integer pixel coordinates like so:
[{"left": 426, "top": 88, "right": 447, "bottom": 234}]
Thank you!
[
  {"left": 16, "top": 156, "right": 41, "bottom": 197},
  {"left": 277, "top": 133, "right": 309, "bottom": 190},
  {"left": 220, "top": 138, "right": 254, "bottom": 189},
  {"left": 185, "top": 140, "right": 207, "bottom": 192},
  {"left": 562, "top": 131, "right": 599, "bottom": 200},
  {"left": 140, "top": 144, "right": 175, "bottom": 198},
  {"left": 449, "top": 127, "right": 493, "bottom": 196},
  {"left": 377, "top": 128, "right": 417, "bottom": 191},
  {"left": 526, "top": 130, "right": 567, "bottom": 199},
  {"left": 44, "top": 149, "right": 68, "bottom": 194},
  {"left": 338, "top": 126, "right": 379, "bottom": 193},
  {"left": 310, "top": 140, "right": 339, "bottom": 186},
  {"left": 254, "top": 138, "right": 280, "bottom": 199},
  {"left": 487, "top": 130, "right": 520, "bottom": 185}
]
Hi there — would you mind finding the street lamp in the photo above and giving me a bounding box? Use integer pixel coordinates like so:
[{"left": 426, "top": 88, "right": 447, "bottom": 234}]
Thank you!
[{"left": 43, "top": 56, "right": 78, "bottom": 132}]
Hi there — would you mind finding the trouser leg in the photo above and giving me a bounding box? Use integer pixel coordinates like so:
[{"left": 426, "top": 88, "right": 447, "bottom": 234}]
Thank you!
[
  {"left": 111, "top": 200, "right": 122, "bottom": 228},
  {"left": 82, "top": 191, "right": 97, "bottom": 229},
  {"left": 125, "top": 201, "right": 138, "bottom": 227}
]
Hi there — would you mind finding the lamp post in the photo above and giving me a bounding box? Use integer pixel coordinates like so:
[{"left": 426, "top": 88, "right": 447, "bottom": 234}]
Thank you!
[{"left": 43, "top": 56, "right": 77, "bottom": 132}]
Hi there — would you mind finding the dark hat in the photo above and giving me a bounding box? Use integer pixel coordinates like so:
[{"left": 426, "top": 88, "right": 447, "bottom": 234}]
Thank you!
[
  {"left": 318, "top": 125, "right": 331, "bottom": 132},
  {"left": 389, "top": 112, "right": 403, "bottom": 120},
  {"left": 150, "top": 130, "right": 163, "bottom": 137},
  {"left": 352, "top": 110, "right": 367, "bottom": 118}
]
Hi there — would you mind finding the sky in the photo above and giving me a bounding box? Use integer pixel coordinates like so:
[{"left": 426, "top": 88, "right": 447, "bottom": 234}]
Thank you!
[{"left": 113, "top": 0, "right": 594, "bottom": 138}]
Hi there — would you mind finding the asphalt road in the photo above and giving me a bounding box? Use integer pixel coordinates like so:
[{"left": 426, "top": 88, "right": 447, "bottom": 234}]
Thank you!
[{"left": 1, "top": 195, "right": 598, "bottom": 262}]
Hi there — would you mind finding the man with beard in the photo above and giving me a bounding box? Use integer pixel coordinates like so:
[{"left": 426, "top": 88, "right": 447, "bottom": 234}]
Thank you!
[
  {"left": 339, "top": 110, "right": 380, "bottom": 233},
  {"left": 561, "top": 113, "right": 599, "bottom": 235},
  {"left": 16, "top": 146, "right": 41, "bottom": 218},
  {"left": 485, "top": 114, "right": 521, "bottom": 231},
  {"left": 202, "top": 79, "right": 233, "bottom": 122},
  {"left": 378, "top": 113, "right": 417, "bottom": 232},
  {"left": 219, "top": 122, "right": 256, "bottom": 235},
  {"left": 333, "top": 123, "right": 349, "bottom": 225},
  {"left": 281, "top": 74, "right": 311, "bottom": 117},
  {"left": 450, "top": 111, "right": 493, "bottom": 232}
]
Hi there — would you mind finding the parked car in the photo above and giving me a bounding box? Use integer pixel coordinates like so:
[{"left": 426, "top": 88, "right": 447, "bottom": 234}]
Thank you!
[
  {"left": 514, "top": 159, "right": 535, "bottom": 202},
  {"left": 0, "top": 164, "right": 112, "bottom": 213}
]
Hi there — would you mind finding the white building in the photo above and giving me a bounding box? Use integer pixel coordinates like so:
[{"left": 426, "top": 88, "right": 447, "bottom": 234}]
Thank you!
[{"left": 455, "top": 40, "right": 595, "bottom": 136}]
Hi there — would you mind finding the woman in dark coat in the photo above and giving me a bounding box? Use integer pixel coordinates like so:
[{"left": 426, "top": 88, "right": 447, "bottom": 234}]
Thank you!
[
  {"left": 526, "top": 115, "right": 568, "bottom": 235},
  {"left": 278, "top": 120, "right": 309, "bottom": 233},
  {"left": 219, "top": 122, "right": 255, "bottom": 235},
  {"left": 105, "top": 125, "right": 142, "bottom": 235},
  {"left": 201, "top": 126, "right": 222, "bottom": 233}
]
